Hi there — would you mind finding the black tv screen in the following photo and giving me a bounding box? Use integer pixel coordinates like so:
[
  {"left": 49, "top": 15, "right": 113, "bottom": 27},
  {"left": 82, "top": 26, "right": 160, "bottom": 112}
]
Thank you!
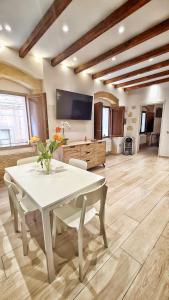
[{"left": 56, "top": 89, "right": 93, "bottom": 120}]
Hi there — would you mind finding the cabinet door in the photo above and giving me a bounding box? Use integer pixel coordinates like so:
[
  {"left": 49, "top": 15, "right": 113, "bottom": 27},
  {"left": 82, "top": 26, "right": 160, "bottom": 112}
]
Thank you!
[
  {"left": 27, "top": 93, "right": 49, "bottom": 141},
  {"left": 63, "top": 145, "right": 81, "bottom": 163},
  {"left": 111, "top": 107, "right": 125, "bottom": 137},
  {"left": 95, "top": 141, "right": 106, "bottom": 165},
  {"left": 94, "top": 102, "right": 103, "bottom": 140}
]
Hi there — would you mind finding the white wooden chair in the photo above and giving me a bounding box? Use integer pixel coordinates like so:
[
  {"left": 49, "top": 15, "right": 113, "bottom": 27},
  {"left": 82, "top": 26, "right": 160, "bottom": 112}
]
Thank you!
[
  {"left": 4, "top": 172, "right": 20, "bottom": 217},
  {"left": 52, "top": 180, "right": 108, "bottom": 281},
  {"left": 17, "top": 156, "right": 39, "bottom": 221},
  {"left": 17, "top": 156, "right": 38, "bottom": 166},
  {"left": 69, "top": 158, "right": 87, "bottom": 170},
  {"left": 54, "top": 158, "right": 87, "bottom": 235},
  {"left": 4, "top": 173, "right": 37, "bottom": 255}
]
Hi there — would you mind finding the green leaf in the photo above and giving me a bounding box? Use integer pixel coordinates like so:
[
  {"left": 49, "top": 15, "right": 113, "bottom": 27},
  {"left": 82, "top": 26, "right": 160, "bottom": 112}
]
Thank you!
[
  {"left": 37, "top": 142, "right": 46, "bottom": 153},
  {"left": 49, "top": 141, "right": 60, "bottom": 154}
]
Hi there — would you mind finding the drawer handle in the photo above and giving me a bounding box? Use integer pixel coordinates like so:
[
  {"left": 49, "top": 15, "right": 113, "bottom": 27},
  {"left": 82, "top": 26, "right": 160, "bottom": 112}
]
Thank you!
[
  {"left": 70, "top": 146, "right": 75, "bottom": 148},
  {"left": 86, "top": 151, "right": 90, "bottom": 154},
  {"left": 86, "top": 144, "right": 91, "bottom": 146},
  {"left": 86, "top": 159, "right": 90, "bottom": 162}
]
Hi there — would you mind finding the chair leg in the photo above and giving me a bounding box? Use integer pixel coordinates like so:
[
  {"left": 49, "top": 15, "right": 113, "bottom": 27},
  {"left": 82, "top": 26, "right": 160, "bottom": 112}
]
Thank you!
[
  {"left": 13, "top": 208, "right": 19, "bottom": 233},
  {"left": 9, "top": 195, "right": 14, "bottom": 217},
  {"left": 72, "top": 228, "right": 78, "bottom": 256},
  {"left": 78, "top": 229, "right": 84, "bottom": 282},
  {"left": 21, "top": 222, "right": 28, "bottom": 256},
  {"left": 52, "top": 216, "right": 57, "bottom": 248},
  {"left": 99, "top": 215, "right": 108, "bottom": 248},
  {"left": 33, "top": 210, "right": 37, "bottom": 222}
]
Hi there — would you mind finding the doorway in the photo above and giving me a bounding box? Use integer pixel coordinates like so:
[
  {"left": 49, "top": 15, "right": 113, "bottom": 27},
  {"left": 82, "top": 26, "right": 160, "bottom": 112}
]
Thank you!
[{"left": 139, "top": 104, "right": 163, "bottom": 155}]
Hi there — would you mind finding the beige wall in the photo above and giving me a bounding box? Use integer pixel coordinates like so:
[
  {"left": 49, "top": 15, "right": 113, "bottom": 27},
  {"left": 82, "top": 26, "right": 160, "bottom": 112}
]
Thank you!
[
  {"left": 0, "top": 78, "right": 30, "bottom": 93},
  {"left": 0, "top": 47, "right": 43, "bottom": 79},
  {"left": 43, "top": 59, "right": 127, "bottom": 141},
  {"left": 0, "top": 62, "right": 42, "bottom": 93}
]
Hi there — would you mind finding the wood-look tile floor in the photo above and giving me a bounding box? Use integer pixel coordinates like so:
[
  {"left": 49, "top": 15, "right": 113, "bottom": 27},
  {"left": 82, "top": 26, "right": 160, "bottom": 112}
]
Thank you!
[{"left": 1, "top": 147, "right": 169, "bottom": 300}]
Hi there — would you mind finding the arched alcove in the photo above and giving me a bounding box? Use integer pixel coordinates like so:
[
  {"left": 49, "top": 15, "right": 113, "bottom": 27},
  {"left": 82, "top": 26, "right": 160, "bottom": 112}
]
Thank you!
[
  {"left": 0, "top": 62, "right": 42, "bottom": 93},
  {"left": 94, "top": 91, "right": 119, "bottom": 106}
]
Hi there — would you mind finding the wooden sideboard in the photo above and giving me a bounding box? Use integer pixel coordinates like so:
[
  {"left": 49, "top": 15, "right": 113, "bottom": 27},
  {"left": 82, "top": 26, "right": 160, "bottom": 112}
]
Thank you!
[{"left": 62, "top": 140, "right": 106, "bottom": 169}]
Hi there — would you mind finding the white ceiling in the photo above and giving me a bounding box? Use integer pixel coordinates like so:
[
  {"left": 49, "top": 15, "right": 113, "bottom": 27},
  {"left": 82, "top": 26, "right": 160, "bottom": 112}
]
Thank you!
[
  {"left": 1, "top": 0, "right": 169, "bottom": 87},
  {"left": 0, "top": 0, "right": 53, "bottom": 48}
]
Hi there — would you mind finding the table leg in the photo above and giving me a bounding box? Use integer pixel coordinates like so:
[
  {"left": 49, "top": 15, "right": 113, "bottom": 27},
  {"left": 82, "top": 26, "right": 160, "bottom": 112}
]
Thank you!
[{"left": 41, "top": 209, "right": 55, "bottom": 283}]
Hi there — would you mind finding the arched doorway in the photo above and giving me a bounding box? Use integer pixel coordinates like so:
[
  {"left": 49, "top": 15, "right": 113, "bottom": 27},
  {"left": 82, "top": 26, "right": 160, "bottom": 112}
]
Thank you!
[{"left": 94, "top": 91, "right": 119, "bottom": 106}]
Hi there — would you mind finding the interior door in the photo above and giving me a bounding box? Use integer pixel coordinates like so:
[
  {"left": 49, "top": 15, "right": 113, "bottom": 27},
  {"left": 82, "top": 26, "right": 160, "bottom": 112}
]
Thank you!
[
  {"left": 27, "top": 93, "right": 49, "bottom": 141},
  {"left": 146, "top": 111, "right": 154, "bottom": 132},
  {"left": 111, "top": 106, "right": 125, "bottom": 137},
  {"left": 94, "top": 102, "right": 103, "bottom": 140}
]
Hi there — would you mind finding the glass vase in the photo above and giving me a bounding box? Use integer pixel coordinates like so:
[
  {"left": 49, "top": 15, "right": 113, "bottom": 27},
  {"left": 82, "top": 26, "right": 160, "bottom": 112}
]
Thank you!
[{"left": 43, "top": 158, "right": 51, "bottom": 175}]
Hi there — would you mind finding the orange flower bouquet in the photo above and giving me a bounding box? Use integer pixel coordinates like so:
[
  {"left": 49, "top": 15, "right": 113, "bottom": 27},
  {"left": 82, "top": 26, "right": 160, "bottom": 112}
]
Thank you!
[
  {"left": 37, "top": 129, "right": 63, "bottom": 174},
  {"left": 53, "top": 127, "right": 64, "bottom": 143}
]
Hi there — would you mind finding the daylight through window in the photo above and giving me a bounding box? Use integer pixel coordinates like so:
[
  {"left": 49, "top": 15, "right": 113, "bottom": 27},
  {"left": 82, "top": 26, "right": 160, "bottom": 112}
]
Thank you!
[
  {"left": 140, "top": 111, "right": 146, "bottom": 133},
  {"left": 0, "top": 93, "right": 29, "bottom": 148},
  {"left": 102, "top": 107, "right": 109, "bottom": 137}
]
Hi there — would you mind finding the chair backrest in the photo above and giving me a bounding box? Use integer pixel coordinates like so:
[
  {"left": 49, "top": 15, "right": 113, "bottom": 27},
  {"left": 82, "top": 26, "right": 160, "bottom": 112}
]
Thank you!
[
  {"left": 75, "top": 179, "right": 107, "bottom": 209},
  {"left": 17, "top": 156, "right": 38, "bottom": 166},
  {"left": 4, "top": 173, "right": 19, "bottom": 194},
  {"left": 69, "top": 158, "right": 87, "bottom": 170},
  {"left": 4, "top": 173, "right": 25, "bottom": 219},
  {"left": 8, "top": 185, "right": 25, "bottom": 220}
]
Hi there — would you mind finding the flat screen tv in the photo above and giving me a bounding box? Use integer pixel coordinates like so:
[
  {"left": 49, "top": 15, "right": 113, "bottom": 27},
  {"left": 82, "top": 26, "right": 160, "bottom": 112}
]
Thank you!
[{"left": 56, "top": 89, "right": 93, "bottom": 120}]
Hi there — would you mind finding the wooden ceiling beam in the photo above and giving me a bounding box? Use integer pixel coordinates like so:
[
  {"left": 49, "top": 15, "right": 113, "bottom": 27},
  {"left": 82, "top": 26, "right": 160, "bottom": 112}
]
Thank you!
[
  {"left": 51, "top": 0, "right": 151, "bottom": 67},
  {"left": 74, "top": 18, "right": 169, "bottom": 74},
  {"left": 114, "top": 69, "right": 169, "bottom": 88},
  {"left": 92, "top": 43, "right": 169, "bottom": 79},
  {"left": 19, "top": 0, "right": 72, "bottom": 58},
  {"left": 103, "top": 59, "right": 169, "bottom": 84},
  {"left": 124, "top": 77, "right": 169, "bottom": 91}
]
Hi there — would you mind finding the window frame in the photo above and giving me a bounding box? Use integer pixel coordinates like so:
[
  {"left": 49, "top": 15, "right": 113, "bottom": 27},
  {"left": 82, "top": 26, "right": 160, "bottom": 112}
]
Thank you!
[
  {"left": 102, "top": 105, "right": 111, "bottom": 138},
  {"left": 0, "top": 90, "right": 31, "bottom": 150}
]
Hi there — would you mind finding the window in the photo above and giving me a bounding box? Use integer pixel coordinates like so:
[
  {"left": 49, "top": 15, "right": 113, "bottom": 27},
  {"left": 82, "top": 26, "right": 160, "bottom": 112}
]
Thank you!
[
  {"left": 0, "top": 93, "right": 29, "bottom": 148},
  {"left": 140, "top": 111, "right": 146, "bottom": 133},
  {"left": 102, "top": 107, "right": 109, "bottom": 137}
]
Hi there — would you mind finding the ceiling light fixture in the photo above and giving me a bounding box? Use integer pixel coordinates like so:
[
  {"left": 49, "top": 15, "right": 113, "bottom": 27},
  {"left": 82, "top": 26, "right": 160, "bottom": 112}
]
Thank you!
[
  {"left": 112, "top": 56, "right": 116, "bottom": 61},
  {"left": 61, "top": 62, "right": 69, "bottom": 70},
  {"left": 82, "top": 71, "right": 88, "bottom": 77},
  {"left": 62, "top": 24, "right": 69, "bottom": 33},
  {"left": 0, "top": 25, "right": 3, "bottom": 31},
  {"left": 33, "top": 55, "right": 42, "bottom": 63},
  {"left": 73, "top": 57, "right": 77, "bottom": 61},
  {"left": 4, "top": 24, "right": 12, "bottom": 32},
  {"left": 149, "top": 58, "right": 154, "bottom": 62},
  {"left": 118, "top": 25, "right": 125, "bottom": 34}
]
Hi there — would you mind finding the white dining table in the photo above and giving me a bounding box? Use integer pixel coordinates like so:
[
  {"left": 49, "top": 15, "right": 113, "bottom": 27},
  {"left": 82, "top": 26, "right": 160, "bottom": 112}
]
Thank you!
[{"left": 5, "top": 159, "right": 104, "bottom": 283}]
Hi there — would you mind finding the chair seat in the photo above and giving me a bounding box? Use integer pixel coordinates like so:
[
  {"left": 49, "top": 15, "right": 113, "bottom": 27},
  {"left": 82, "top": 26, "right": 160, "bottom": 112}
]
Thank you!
[
  {"left": 53, "top": 205, "right": 96, "bottom": 229},
  {"left": 20, "top": 195, "right": 38, "bottom": 213}
]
